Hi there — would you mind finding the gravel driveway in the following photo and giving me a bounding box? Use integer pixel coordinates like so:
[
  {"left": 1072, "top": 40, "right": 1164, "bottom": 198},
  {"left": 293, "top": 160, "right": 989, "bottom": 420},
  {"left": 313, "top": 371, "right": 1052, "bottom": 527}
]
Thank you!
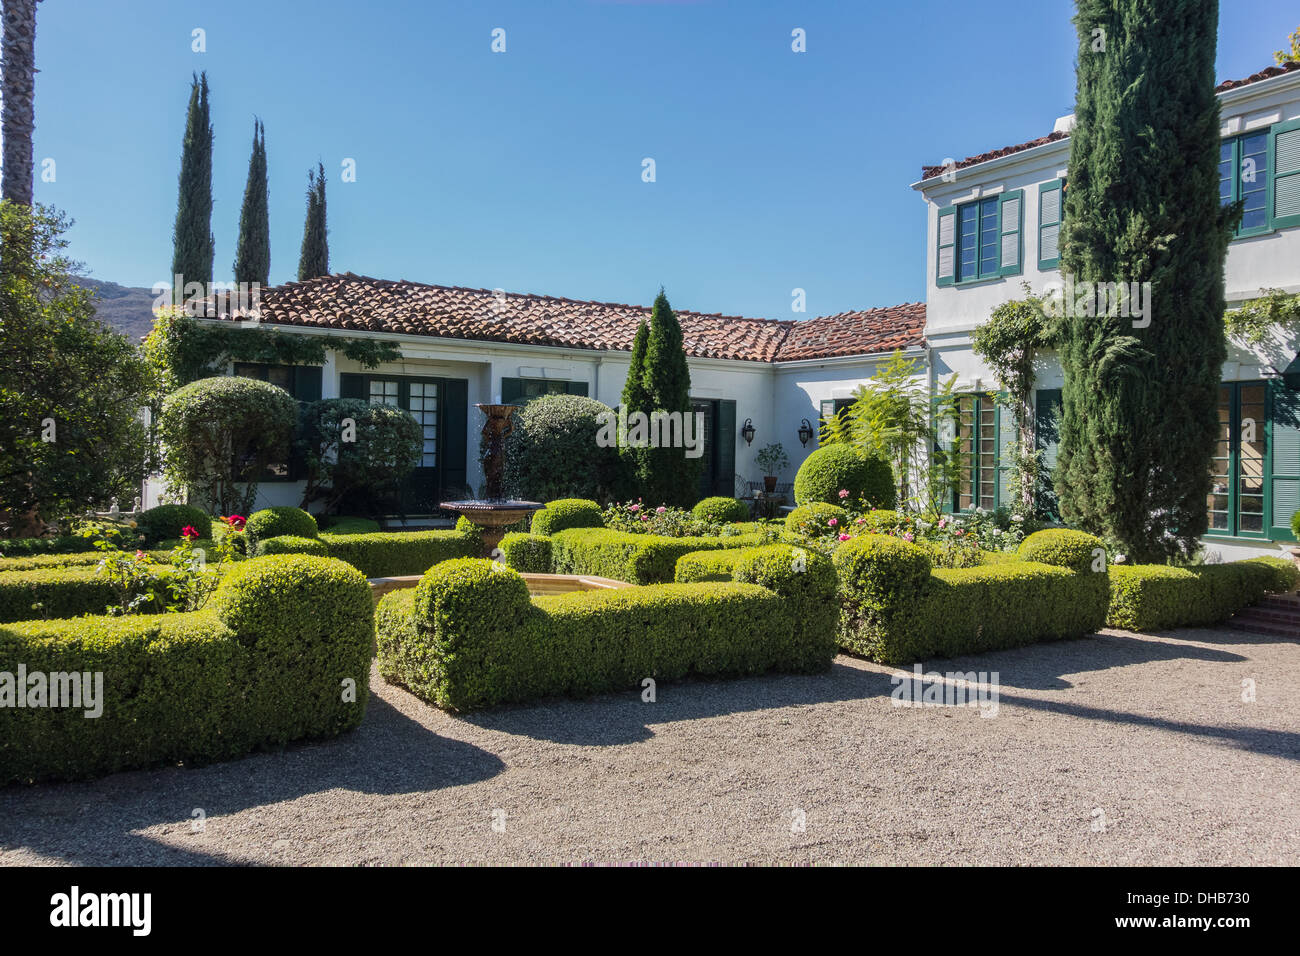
[{"left": 2, "top": 626, "right": 1297, "bottom": 866}]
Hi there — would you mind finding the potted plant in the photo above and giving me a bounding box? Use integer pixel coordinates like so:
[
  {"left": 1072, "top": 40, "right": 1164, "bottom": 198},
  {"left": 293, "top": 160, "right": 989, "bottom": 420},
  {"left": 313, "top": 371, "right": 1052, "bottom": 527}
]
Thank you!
[{"left": 755, "top": 443, "right": 789, "bottom": 493}]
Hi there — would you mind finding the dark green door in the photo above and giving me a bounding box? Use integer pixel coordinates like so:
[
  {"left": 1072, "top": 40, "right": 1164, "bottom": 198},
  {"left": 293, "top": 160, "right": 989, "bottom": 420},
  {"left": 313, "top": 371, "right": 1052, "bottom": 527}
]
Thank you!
[{"left": 692, "top": 398, "right": 736, "bottom": 498}]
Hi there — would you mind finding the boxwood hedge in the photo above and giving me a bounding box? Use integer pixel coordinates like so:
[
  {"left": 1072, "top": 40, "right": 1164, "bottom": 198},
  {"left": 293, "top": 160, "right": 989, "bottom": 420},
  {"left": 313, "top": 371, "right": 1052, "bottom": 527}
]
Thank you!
[
  {"left": 0, "top": 536, "right": 95, "bottom": 559},
  {"left": 674, "top": 548, "right": 750, "bottom": 583},
  {"left": 530, "top": 499, "right": 604, "bottom": 536},
  {"left": 793, "top": 445, "right": 895, "bottom": 509},
  {"left": 499, "top": 532, "right": 553, "bottom": 573},
  {"left": 1107, "top": 557, "right": 1298, "bottom": 631},
  {"left": 550, "top": 527, "right": 765, "bottom": 584},
  {"left": 0, "top": 555, "right": 374, "bottom": 784},
  {"left": 138, "top": 504, "right": 212, "bottom": 544},
  {"left": 376, "top": 545, "right": 837, "bottom": 710},
  {"left": 245, "top": 506, "right": 319, "bottom": 544},
  {"left": 317, "top": 527, "right": 479, "bottom": 578},
  {"left": 784, "top": 502, "right": 848, "bottom": 534},
  {"left": 691, "top": 496, "right": 750, "bottom": 524},
  {"left": 256, "top": 534, "right": 330, "bottom": 557}
]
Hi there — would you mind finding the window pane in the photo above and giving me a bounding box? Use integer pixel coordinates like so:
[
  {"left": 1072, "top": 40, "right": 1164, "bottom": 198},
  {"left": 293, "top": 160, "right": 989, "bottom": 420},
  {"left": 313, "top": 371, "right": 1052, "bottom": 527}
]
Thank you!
[
  {"left": 1239, "top": 132, "right": 1269, "bottom": 230},
  {"left": 958, "top": 205, "right": 978, "bottom": 281},
  {"left": 1219, "top": 140, "right": 1234, "bottom": 206},
  {"left": 979, "top": 198, "right": 999, "bottom": 277},
  {"left": 1237, "top": 384, "right": 1266, "bottom": 533}
]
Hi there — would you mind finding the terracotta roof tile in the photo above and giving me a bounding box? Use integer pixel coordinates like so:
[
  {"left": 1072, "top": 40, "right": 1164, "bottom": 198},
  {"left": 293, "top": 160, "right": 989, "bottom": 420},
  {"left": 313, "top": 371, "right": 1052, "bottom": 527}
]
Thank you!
[
  {"left": 920, "top": 61, "right": 1300, "bottom": 182},
  {"left": 208, "top": 273, "right": 926, "bottom": 364}
]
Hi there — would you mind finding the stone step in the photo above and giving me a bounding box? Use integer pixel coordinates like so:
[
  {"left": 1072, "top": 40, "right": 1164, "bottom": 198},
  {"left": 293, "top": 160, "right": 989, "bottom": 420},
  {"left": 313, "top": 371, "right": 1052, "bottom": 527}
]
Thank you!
[{"left": 1224, "top": 618, "right": 1299, "bottom": 638}]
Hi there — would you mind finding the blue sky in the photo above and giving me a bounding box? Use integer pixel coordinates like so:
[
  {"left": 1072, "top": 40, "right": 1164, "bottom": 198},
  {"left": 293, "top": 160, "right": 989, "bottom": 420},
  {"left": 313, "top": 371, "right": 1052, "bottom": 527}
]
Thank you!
[{"left": 31, "top": 0, "right": 1298, "bottom": 319}]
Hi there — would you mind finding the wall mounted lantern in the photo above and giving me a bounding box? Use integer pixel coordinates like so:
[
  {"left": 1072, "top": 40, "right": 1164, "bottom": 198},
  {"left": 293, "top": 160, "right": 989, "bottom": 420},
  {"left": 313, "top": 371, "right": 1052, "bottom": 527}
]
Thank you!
[
  {"left": 740, "top": 418, "right": 756, "bottom": 445},
  {"left": 798, "top": 418, "right": 815, "bottom": 447}
]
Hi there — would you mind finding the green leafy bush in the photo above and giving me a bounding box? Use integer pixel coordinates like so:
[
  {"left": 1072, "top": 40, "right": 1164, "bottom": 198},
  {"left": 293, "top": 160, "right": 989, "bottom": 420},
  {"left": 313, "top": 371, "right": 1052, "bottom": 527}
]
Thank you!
[
  {"left": 793, "top": 445, "right": 895, "bottom": 509},
  {"left": 674, "top": 549, "right": 749, "bottom": 583},
  {"left": 0, "top": 536, "right": 95, "bottom": 559},
  {"left": 0, "top": 566, "right": 122, "bottom": 623},
  {"left": 256, "top": 535, "right": 330, "bottom": 557},
  {"left": 550, "top": 527, "right": 764, "bottom": 584},
  {"left": 503, "top": 394, "right": 622, "bottom": 502},
  {"left": 0, "top": 555, "right": 374, "bottom": 783},
  {"left": 499, "top": 532, "right": 552, "bottom": 573},
  {"left": 376, "top": 550, "right": 837, "bottom": 711},
  {"left": 245, "top": 506, "right": 319, "bottom": 544},
  {"left": 317, "top": 527, "right": 479, "bottom": 578},
  {"left": 531, "top": 498, "right": 603, "bottom": 536},
  {"left": 691, "top": 497, "right": 750, "bottom": 524},
  {"left": 319, "top": 516, "right": 382, "bottom": 535},
  {"left": 1107, "top": 557, "right": 1298, "bottom": 631},
  {"left": 299, "top": 398, "right": 422, "bottom": 513},
  {"left": 137, "top": 504, "right": 212, "bottom": 544},
  {"left": 784, "top": 502, "right": 848, "bottom": 535},
  {"left": 1018, "top": 528, "right": 1102, "bottom": 572}
]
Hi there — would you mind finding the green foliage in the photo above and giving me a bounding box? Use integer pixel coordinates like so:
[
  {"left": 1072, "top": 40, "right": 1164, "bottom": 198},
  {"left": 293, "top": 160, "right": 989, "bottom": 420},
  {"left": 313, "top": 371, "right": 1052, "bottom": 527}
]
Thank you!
[
  {"left": 531, "top": 498, "right": 604, "bottom": 535},
  {"left": 793, "top": 444, "right": 895, "bottom": 508},
  {"left": 137, "top": 504, "right": 212, "bottom": 545},
  {"left": 233, "top": 119, "right": 269, "bottom": 286},
  {"left": 244, "top": 506, "right": 319, "bottom": 543},
  {"left": 376, "top": 552, "right": 837, "bottom": 711},
  {"left": 499, "top": 532, "right": 553, "bottom": 573},
  {"left": 1275, "top": 23, "right": 1300, "bottom": 64},
  {"left": 754, "top": 443, "right": 789, "bottom": 477},
  {"left": 319, "top": 516, "right": 381, "bottom": 535},
  {"left": 1107, "top": 558, "right": 1298, "bottom": 631},
  {"left": 298, "top": 398, "right": 421, "bottom": 513},
  {"left": 0, "top": 535, "right": 95, "bottom": 559},
  {"left": 255, "top": 534, "right": 329, "bottom": 557},
  {"left": 171, "top": 72, "right": 213, "bottom": 303},
  {"left": 602, "top": 499, "right": 735, "bottom": 537},
  {"left": 1056, "top": 1, "right": 1232, "bottom": 563},
  {"left": 502, "top": 394, "right": 622, "bottom": 503},
  {"left": 297, "top": 162, "right": 329, "bottom": 281},
  {"left": 159, "top": 377, "right": 298, "bottom": 515},
  {"left": 1224, "top": 288, "right": 1300, "bottom": 345},
  {"left": 0, "top": 565, "right": 122, "bottom": 623},
  {"left": 1293, "top": 510, "right": 1300, "bottom": 540},
  {"left": 315, "top": 527, "right": 479, "bottom": 577},
  {"left": 549, "top": 527, "right": 764, "bottom": 584},
  {"left": 1017, "top": 529, "right": 1102, "bottom": 573},
  {"left": 0, "top": 203, "right": 156, "bottom": 526},
  {"left": 784, "top": 502, "right": 848, "bottom": 534},
  {"left": 674, "top": 548, "right": 749, "bottom": 583},
  {"left": 691, "top": 497, "right": 749, "bottom": 524}
]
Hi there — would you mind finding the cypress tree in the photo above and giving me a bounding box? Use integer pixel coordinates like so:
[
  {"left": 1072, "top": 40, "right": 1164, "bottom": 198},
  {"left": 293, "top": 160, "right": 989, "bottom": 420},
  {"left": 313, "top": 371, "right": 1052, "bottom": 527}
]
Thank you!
[
  {"left": 641, "top": 289, "right": 701, "bottom": 505},
  {"left": 620, "top": 319, "right": 652, "bottom": 497},
  {"left": 1055, "top": 0, "right": 1235, "bottom": 562},
  {"left": 233, "top": 119, "right": 269, "bottom": 287},
  {"left": 297, "top": 162, "right": 329, "bottom": 280},
  {"left": 170, "top": 72, "right": 214, "bottom": 304}
]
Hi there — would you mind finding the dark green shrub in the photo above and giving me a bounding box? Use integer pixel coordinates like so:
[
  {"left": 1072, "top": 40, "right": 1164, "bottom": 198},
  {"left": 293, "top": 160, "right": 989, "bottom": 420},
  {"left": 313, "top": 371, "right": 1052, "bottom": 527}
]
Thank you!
[
  {"left": 550, "top": 527, "right": 765, "bottom": 584},
  {"left": 499, "top": 532, "right": 552, "bottom": 573},
  {"left": 691, "top": 497, "right": 750, "bottom": 524},
  {"left": 0, "top": 555, "right": 373, "bottom": 783},
  {"left": 320, "top": 516, "right": 381, "bottom": 535},
  {"left": 255, "top": 534, "right": 330, "bottom": 557},
  {"left": 376, "top": 555, "right": 837, "bottom": 711},
  {"left": 784, "top": 502, "right": 848, "bottom": 534},
  {"left": 675, "top": 549, "right": 749, "bottom": 583},
  {"left": 531, "top": 499, "right": 603, "bottom": 536},
  {"left": 245, "top": 506, "right": 319, "bottom": 544},
  {"left": 793, "top": 445, "right": 895, "bottom": 508},
  {"left": 503, "top": 394, "right": 622, "bottom": 502},
  {"left": 1107, "top": 557, "right": 1298, "bottom": 631},
  {"left": 318, "top": 527, "right": 479, "bottom": 578},
  {"left": 299, "top": 398, "right": 421, "bottom": 513},
  {"left": 0, "top": 536, "right": 95, "bottom": 559},
  {"left": 138, "top": 504, "right": 212, "bottom": 544},
  {"left": 1018, "top": 528, "right": 1102, "bottom": 572},
  {"left": 0, "top": 566, "right": 121, "bottom": 623}
]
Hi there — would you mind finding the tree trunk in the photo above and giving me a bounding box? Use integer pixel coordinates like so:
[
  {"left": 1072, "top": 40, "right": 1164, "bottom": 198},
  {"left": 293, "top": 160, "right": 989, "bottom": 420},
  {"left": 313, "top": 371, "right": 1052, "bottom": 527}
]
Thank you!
[{"left": 1, "top": 0, "right": 39, "bottom": 207}]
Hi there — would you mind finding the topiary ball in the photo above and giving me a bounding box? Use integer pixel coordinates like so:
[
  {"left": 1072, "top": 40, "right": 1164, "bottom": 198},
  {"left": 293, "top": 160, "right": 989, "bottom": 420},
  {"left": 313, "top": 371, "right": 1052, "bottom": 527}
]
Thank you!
[
  {"left": 531, "top": 499, "right": 604, "bottom": 535},
  {"left": 254, "top": 534, "right": 330, "bottom": 557},
  {"left": 245, "top": 506, "right": 319, "bottom": 544},
  {"left": 137, "top": 504, "right": 212, "bottom": 544},
  {"left": 784, "top": 502, "right": 848, "bottom": 534},
  {"left": 412, "top": 558, "right": 532, "bottom": 632},
  {"left": 793, "top": 445, "right": 895, "bottom": 509},
  {"left": 1018, "top": 529, "right": 1104, "bottom": 573},
  {"left": 691, "top": 496, "right": 750, "bottom": 524}
]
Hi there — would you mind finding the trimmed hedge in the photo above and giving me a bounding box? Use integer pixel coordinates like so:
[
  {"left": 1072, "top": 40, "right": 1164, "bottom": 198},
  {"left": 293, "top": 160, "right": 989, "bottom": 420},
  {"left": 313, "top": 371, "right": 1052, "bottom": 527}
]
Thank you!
[
  {"left": 1018, "top": 528, "right": 1102, "bottom": 572},
  {"left": 245, "top": 506, "right": 319, "bottom": 544},
  {"left": 0, "top": 566, "right": 121, "bottom": 624},
  {"left": 833, "top": 531, "right": 1108, "bottom": 664},
  {"left": 317, "top": 527, "right": 479, "bottom": 578},
  {"left": 691, "top": 496, "right": 750, "bottom": 524},
  {"left": 784, "top": 502, "right": 848, "bottom": 534},
  {"left": 793, "top": 445, "right": 895, "bottom": 509},
  {"left": 0, "top": 536, "right": 95, "bottom": 559},
  {"left": 138, "top": 504, "right": 212, "bottom": 544},
  {"left": 256, "top": 535, "right": 330, "bottom": 557},
  {"left": 531, "top": 499, "right": 604, "bottom": 536},
  {"left": 320, "top": 517, "right": 382, "bottom": 535},
  {"left": 1107, "top": 557, "right": 1298, "bottom": 631},
  {"left": 376, "top": 546, "right": 837, "bottom": 710},
  {"left": 499, "top": 532, "right": 553, "bottom": 573},
  {"left": 0, "top": 555, "right": 374, "bottom": 784},
  {"left": 550, "top": 527, "right": 765, "bottom": 584},
  {"left": 674, "top": 548, "right": 749, "bottom": 583}
]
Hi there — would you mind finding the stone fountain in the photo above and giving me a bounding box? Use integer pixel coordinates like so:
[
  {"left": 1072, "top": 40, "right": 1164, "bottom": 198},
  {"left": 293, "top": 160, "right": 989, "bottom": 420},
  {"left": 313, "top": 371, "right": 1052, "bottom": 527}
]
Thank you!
[{"left": 440, "top": 403, "right": 543, "bottom": 556}]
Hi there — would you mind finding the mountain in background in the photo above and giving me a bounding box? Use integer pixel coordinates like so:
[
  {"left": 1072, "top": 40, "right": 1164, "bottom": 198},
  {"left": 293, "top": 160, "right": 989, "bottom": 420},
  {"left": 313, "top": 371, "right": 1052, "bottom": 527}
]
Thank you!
[{"left": 73, "top": 277, "right": 159, "bottom": 343}]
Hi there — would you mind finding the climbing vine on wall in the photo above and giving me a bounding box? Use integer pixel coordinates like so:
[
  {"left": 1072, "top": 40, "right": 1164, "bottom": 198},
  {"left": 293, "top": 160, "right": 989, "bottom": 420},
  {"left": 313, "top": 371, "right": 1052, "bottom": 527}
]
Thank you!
[{"left": 1223, "top": 288, "right": 1300, "bottom": 346}]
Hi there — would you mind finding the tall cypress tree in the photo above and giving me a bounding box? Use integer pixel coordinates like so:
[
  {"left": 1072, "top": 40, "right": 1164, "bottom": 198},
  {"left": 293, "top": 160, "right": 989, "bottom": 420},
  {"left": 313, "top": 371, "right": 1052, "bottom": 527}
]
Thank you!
[
  {"left": 641, "top": 289, "right": 701, "bottom": 505},
  {"left": 170, "top": 72, "right": 214, "bottom": 304},
  {"left": 620, "top": 319, "right": 652, "bottom": 497},
  {"left": 297, "top": 162, "right": 329, "bottom": 280},
  {"left": 1055, "top": 0, "right": 1235, "bottom": 562},
  {"left": 233, "top": 119, "right": 269, "bottom": 287}
]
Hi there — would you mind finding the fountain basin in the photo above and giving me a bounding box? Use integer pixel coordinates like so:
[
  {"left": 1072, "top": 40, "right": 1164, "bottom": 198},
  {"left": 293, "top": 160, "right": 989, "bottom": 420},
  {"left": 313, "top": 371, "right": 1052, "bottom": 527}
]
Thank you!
[
  {"left": 441, "top": 499, "right": 544, "bottom": 556},
  {"left": 369, "top": 571, "right": 632, "bottom": 603}
]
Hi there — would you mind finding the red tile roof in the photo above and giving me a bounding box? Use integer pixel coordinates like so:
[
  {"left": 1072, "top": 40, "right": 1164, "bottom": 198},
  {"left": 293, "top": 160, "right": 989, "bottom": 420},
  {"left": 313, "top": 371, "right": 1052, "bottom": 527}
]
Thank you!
[
  {"left": 920, "top": 61, "right": 1300, "bottom": 182},
  {"left": 209, "top": 273, "right": 925, "bottom": 364}
]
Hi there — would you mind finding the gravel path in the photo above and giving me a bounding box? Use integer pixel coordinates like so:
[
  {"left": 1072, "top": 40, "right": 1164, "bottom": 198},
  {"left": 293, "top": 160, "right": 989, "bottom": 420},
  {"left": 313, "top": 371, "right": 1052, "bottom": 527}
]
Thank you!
[{"left": 2, "top": 626, "right": 1297, "bottom": 866}]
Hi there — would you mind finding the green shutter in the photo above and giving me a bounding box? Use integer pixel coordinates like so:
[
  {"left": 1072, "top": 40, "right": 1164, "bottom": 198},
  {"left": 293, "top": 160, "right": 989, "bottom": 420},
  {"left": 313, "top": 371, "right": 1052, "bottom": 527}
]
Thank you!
[
  {"left": 441, "top": 378, "right": 469, "bottom": 501},
  {"left": 567, "top": 381, "right": 589, "bottom": 397},
  {"left": 1268, "top": 118, "right": 1300, "bottom": 231},
  {"left": 998, "top": 190, "right": 1023, "bottom": 277},
  {"left": 936, "top": 206, "right": 957, "bottom": 286},
  {"left": 715, "top": 400, "right": 736, "bottom": 496},
  {"left": 293, "top": 366, "right": 323, "bottom": 404},
  {"left": 1268, "top": 381, "right": 1300, "bottom": 540},
  {"left": 1037, "top": 180, "right": 1062, "bottom": 270},
  {"left": 339, "top": 373, "right": 365, "bottom": 400},
  {"left": 500, "top": 377, "right": 524, "bottom": 405}
]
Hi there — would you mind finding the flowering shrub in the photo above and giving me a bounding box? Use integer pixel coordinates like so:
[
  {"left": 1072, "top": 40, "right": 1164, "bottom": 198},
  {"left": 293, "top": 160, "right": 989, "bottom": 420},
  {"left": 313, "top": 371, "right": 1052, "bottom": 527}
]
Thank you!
[{"left": 601, "top": 499, "right": 745, "bottom": 538}]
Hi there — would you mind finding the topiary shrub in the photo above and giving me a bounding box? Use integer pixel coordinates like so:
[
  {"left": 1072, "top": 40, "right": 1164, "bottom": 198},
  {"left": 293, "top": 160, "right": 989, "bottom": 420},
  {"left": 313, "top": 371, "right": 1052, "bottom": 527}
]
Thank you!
[
  {"left": 299, "top": 399, "right": 421, "bottom": 514},
  {"left": 1107, "top": 556, "right": 1298, "bottom": 631},
  {"left": 255, "top": 534, "right": 330, "bottom": 557},
  {"left": 793, "top": 445, "right": 895, "bottom": 509},
  {"left": 499, "top": 532, "right": 552, "bottom": 573},
  {"left": 691, "top": 496, "right": 750, "bottom": 524},
  {"left": 317, "top": 527, "right": 480, "bottom": 578},
  {"left": 503, "top": 394, "right": 622, "bottom": 502},
  {"left": 137, "top": 504, "right": 212, "bottom": 544},
  {"left": 1018, "top": 528, "right": 1103, "bottom": 572},
  {"left": 675, "top": 548, "right": 750, "bottom": 583},
  {"left": 784, "top": 502, "right": 848, "bottom": 534},
  {"left": 731, "top": 544, "right": 839, "bottom": 672},
  {"left": 531, "top": 498, "right": 603, "bottom": 536},
  {"left": 319, "top": 516, "right": 381, "bottom": 535},
  {"left": 550, "top": 527, "right": 765, "bottom": 584},
  {"left": 245, "top": 506, "right": 319, "bottom": 544}
]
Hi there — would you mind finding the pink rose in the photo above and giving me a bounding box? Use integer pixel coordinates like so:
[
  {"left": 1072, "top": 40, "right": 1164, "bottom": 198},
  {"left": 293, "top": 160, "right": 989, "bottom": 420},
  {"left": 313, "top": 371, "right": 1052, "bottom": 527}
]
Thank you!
[
  {"left": 656, "top": 506, "right": 666, "bottom": 513},
  {"left": 838, "top": 533, "right": 850, "bottom": 541},
  {"left": 838, "top": 489, "right": 849, "bottom": 499},
  {"left": 827, "top": 518, "right": 838, "bottom": 527},
  {"left": 629, "top": 504, "right": 640, "bottom": 512}
]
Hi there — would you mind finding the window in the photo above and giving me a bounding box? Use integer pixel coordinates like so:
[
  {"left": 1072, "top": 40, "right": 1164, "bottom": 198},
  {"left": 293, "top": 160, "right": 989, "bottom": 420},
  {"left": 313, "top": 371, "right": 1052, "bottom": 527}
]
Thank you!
[
  {"left": 955, "top": 394, "right": 998, "bottom": 511},
  {"left": 407, "top": 382, "right": 438, "bottom": 468},
  {"left": 1038, "top": 179, "right": 1064, "bottom": 270},
  {"left": 936, "top": 190, "right": 1023, "bottom": 286},
  {"left": 500, "top": 377, "right": 589, "bottom": 404},
  {"left": 1220, "top": 130, "right": 1270, "bottom": 237},
  {"left": 1206, "top": 380, "right": 1300, "bottom": 541}
]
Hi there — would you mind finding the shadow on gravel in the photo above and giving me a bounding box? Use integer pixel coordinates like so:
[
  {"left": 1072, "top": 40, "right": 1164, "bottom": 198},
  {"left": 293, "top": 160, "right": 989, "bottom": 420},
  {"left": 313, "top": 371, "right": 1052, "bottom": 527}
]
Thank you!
[{"left": 0, "top": 693, "right": 505, "bottom": 866}]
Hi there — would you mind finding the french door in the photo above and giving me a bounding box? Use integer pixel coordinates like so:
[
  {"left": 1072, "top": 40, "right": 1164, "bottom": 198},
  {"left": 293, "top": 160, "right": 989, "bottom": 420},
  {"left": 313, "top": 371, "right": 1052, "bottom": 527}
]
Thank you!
[{"left": 1209, "top": 382, "right": 1268, "bottom": 538}]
